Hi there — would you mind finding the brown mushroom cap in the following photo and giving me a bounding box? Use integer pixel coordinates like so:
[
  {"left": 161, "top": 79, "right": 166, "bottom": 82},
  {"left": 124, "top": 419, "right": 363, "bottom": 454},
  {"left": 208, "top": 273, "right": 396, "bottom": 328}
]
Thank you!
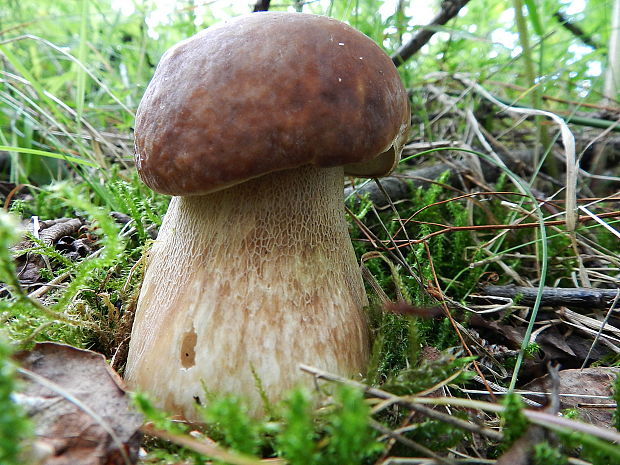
[{"left": 135, "top": 12, "right": 410, "bottom": 196}]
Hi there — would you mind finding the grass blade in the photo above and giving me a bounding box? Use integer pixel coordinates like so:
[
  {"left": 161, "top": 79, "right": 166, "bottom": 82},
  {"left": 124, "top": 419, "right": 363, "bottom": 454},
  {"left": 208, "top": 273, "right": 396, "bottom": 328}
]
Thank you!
[{"left": 0, "top": 145, "right": 98, "bottom": 167}]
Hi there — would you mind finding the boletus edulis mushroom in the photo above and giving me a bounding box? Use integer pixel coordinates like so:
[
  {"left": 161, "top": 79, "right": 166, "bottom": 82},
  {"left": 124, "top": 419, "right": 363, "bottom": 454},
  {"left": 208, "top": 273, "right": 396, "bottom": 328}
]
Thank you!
[{"left": 125, "top": 11, "right": 410, "bottom": 420}]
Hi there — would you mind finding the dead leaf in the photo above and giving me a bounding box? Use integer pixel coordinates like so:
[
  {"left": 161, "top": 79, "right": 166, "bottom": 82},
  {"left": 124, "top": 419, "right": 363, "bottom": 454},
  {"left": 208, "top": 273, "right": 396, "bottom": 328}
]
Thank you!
[
  {"left": 468, "top": 314, "right": 524, "bottom": 348},
  {"left": 11, "top": 217, "right": 84, "bottom": 288},
  {"left": 522, "top": 367, "right": 620, "bottom": 428},
  {"left": 56, "top": 236, "right": 93, "bottom": 260},
  {"left": 14, "top": 342, "right": 142, "bottom": 465},
  {"left": 467, "top": 315, "right": 610, "bottom": 379}
]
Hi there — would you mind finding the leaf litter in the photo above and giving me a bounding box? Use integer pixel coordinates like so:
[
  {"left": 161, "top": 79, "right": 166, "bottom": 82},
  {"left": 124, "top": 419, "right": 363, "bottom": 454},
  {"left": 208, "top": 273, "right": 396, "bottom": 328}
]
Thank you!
[{"left": 14, "top": 342, "right": 142, "bottom": 465}]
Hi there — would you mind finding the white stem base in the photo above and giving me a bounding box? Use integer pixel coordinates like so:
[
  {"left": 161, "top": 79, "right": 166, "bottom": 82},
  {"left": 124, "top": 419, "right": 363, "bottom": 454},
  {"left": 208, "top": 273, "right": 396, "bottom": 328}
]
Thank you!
[{"left": 125, "top": 166, "right": 369, "bottom": 419}]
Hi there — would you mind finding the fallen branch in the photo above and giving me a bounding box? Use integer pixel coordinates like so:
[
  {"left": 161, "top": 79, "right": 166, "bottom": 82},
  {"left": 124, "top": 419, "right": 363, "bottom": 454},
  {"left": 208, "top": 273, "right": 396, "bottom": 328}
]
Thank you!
[
  {"left": 252, "top": 0, "right": 270, "bottom": 12},
  {"left": 345, "top": 163, "right": 457, "bottom": 207},
  {"left": 345, "top": 141, "right": 540, "bottom": 208},
  {"left": 478, "top": 285, "right": 620, "bottom": 309},
  {"left": 391, "top": 0, "right": 471, "bottom": 66},
  {"left": 553, "top": 10, "right": 601, "bottom": 49}
]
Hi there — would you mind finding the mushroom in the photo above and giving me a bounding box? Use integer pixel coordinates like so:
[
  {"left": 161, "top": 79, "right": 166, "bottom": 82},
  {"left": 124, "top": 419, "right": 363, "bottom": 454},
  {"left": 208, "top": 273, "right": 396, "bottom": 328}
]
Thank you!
[{"left": 125, "top": 11, "right": 410, "bottom": 420}]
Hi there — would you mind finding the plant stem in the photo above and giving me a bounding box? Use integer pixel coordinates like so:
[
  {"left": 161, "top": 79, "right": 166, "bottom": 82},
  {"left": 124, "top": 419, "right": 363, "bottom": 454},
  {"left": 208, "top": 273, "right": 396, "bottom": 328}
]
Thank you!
[{"left": 512, "top": 0, "right": 557, "bottom": 177}]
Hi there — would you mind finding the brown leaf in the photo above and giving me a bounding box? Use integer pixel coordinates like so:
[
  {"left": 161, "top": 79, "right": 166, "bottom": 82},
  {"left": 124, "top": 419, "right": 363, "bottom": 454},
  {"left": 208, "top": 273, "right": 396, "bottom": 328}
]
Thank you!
[
  {"left": 14, "top": 342, "right": 142, "bottom": 465},
  {"left": 468, "top": 315, "right": 524, "bottom": 348},
  {"left": 536, "top": 325, "right": 575, "bottom": 358},
  {"left": 522, "top": 367, "right": 620, "bottom": 428},
  {"left": 10, "top": 217, "right": 84, "bottom": 288},
  {"left": 15, "top": 253, "right": 46, "bottom": 285}
]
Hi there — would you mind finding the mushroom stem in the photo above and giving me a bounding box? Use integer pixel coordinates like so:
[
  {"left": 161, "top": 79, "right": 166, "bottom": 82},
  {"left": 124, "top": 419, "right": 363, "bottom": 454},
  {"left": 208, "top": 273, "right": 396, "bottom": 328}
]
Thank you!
[{"left": 125, "top": 165, "right": 369, "bottom": 419}]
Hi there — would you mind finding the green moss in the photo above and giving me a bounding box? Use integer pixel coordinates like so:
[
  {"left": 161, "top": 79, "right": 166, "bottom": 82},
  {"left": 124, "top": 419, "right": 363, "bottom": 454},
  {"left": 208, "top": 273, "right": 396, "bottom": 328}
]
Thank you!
[
  {"left": 613, "top": 373, "right": 620, "bottom": 432},
  {"left": 381, "top": 353, "right": 475, "bottom": 396},
  {"left": 203, "top": 396, "right": 261, "bottom": 456},
  {"left": 135, "top": 385, "right": 381, "bottom": 465},
  {"left": 0, "top": 336, "right": 31, "bottom": 465},
  {"left": 500, "top": 393, "right": 529, "bottom": 446},
  {"left": 367, "top": 311, "right": 419, "bottom": 384},
  {"left": 321, "top": 386, "right": 380, "bottom": 465},
  {"left": 532, "top": 442, "right": 568, "bottom": 465},
  {"left": 400, "top": 419, "right": 467, "bottom": 452},
  {"left": 277, "top": 389, "right": 318, "bottom": 465},
  {"left": 560, "top": 430, "right": 620, "bottom": 465}
]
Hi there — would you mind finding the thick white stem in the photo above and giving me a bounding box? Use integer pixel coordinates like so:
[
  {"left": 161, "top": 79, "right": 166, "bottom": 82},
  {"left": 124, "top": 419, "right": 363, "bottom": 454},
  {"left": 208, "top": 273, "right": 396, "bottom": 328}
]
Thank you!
[{"left": 125, "top": 165, "right": 369, "bottom": 419}]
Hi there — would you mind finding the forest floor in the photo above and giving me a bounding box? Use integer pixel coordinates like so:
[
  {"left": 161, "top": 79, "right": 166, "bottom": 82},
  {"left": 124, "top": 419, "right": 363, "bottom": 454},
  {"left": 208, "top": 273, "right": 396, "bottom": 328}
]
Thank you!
[{"left": 2, "top": 2, "right": 620, "bottom": 465}]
